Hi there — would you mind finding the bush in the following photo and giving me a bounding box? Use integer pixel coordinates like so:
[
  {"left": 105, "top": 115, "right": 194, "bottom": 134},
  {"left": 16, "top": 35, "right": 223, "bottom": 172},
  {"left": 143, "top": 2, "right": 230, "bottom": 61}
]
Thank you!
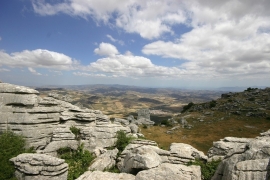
[
  {"left": 70, "top": 126, "right": 80, "bottom": 140},
  {"left": 187, "top": 159, "right": 221, "bottom": 180},
  {"left": 115, "top": 130, "right": 133, "bottom": 153},
  {"left": 143, "top": 124, "right": 148, "bottom": 129},
  {"left": 160, "top": 119, "right": 172, "bottom": 127},
  {"left": 57, "top": 143, "right": 94, "bottom": 180},
  {"left": 181, "top": 102, "right": 194, "bottom": 113},
  {"left": 0, "top": 130, "right": 34, "bottom": 180},
  {"left": 209, "top": 100, "right": 217, "bottom": 108}
]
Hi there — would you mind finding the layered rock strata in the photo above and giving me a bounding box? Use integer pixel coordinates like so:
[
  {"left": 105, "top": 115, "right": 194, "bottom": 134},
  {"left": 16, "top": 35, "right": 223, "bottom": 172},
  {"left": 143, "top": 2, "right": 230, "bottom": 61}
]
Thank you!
[
  {"left": 210, "top": 129, "right": 270, "bottom": 180},
  {"left": 10, "top": 153, "right": 68, "bottom": 180}
]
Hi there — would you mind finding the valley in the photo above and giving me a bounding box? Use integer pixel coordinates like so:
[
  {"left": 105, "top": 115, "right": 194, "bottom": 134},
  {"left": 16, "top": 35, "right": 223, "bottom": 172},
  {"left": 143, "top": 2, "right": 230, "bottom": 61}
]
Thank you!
[{"left": 36, "top": 85, "right": 270, "bottom": 154}]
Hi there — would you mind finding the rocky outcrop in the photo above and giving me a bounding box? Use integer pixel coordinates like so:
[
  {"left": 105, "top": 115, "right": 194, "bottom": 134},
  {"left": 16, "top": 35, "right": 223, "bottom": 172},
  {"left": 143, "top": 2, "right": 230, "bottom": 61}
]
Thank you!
[
  {"left": 117, "top": 139, "right": 204, "bottom": 178},
  {"left": 10, "top": 153, "right": 68, "bottom": 180},
  {"left": 77, "top": 171, "right": 135, "bottom": 180},
  {"left": 207, "top": 137, "right": 253, "bottom": 160},
  {"left": 136, "top": 109, "right": 155, "bottom": 125},
  {"left": 80, "top": 123, "right": 131, "bottom": 151},
  {"left": 0, "top": 83, "right": 138, "bottom": 154},
  {"left": 136, "top": 163, "right": 201, "bottom": 180},
  {"left": 89, "top": 148, "right": 119, "bottom": 171},
  {"left": 211, "top": 130, "right": 270, "bottom": 180}
]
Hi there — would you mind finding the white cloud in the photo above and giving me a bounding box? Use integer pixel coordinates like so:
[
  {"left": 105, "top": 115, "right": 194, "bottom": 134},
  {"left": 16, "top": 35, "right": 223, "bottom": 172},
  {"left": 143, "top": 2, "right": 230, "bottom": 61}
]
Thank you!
[
  {"left": 0, "top": 68, "right": 10, "bottom": 72},
  {"left": 28, "top": 67, "right": 42, "bottom": 76},
  {"left": 141, "top": 0, "right": 270, "bottom": 80},
  {"left": 0, "top": 49, "right": 79, "bottom": 70},
  {"left": 86, "top": 45, "right": 188, "bottom": 78},
  {"left": 106, "top": 34, "right": 124, "bottom": 45},
  {"left": 73, "top": 72, "right": 106, "bottom": 77},
  {"left": 94, "top": 42, "right": 119, "bottom": 56},
  {"left": 32, "top": 0, "right": 186, "bottom": 39}
]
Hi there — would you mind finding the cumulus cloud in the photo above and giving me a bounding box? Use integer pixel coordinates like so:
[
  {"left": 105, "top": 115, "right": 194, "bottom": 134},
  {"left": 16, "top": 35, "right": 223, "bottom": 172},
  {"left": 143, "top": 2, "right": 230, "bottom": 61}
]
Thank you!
[
  {"left": 29, "top": 0, "right": 270, "bottom": 81},
  {"left": 32, "top": 0, "right": 186, "bottom": 39},
  {"left": 141, "top": 0, "right": 270, "bottom": 80},
  {"left": 84, "top": 44, "right": 188, "bottom": 78},
  {"left": 28, "top": 67, "right": 42, "bottom": 75},
  {"left": 94, "top": 42, "right": 119, "bottom": 56},
  {"left": 73, "top": 72, "right": 106, "bottom": 77},
  {"left": 0, "top": 49, "right": 79, "bottom": 70}
]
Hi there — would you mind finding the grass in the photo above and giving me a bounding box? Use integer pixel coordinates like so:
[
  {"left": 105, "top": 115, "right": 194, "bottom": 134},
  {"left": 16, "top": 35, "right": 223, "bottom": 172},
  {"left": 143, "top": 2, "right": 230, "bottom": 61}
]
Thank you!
[{"left": 141, "top": 113, "right": 270, "bottom": 153}]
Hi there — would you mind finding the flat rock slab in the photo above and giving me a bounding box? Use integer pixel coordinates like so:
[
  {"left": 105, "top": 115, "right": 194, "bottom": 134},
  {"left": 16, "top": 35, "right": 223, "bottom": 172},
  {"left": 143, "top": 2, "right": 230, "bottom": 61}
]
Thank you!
[{"left": 77, "top": 171, "right": 135, "bottom": 180}]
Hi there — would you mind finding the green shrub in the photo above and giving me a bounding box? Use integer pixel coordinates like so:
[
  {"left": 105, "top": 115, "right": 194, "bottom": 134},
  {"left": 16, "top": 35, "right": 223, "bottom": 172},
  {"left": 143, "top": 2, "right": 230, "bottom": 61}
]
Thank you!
[
  {"left": 0, "top": 130, "right": 34, "bottom": 180},
  {"left": 187, "top": 159, "right": 221, "bottom": 180},
  {"left": 70, "top": 126, "right": 81, "bottom": 140},
  {"left": 209, "top": 100, "right": 217, "bottom": 108},
  {"left": 181, "top": 102, "right": 194, "bottom": 113},
  {"left": 115, "top": 130, "right": 133, "bottom": 153},
  {"left": 143, "top": 124, "right": 148, "bottom": 129},
  {"left": 104, "top": 166, "right": 120, "bottom": 173},
  {"left": 57, "top": 143, "right": 94, "bottom": 180},
  {"left": 160, "top": 119, "right": 172, "bottom": 127}
]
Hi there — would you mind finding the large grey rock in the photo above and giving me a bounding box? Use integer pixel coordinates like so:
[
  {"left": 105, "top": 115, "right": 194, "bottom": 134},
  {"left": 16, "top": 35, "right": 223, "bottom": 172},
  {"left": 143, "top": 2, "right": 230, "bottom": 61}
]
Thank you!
[
  {"left": 89, "top": 148, "right": 119, "bottom": 171},
  {"left": 208, "top": 137, "right": 252, "bottom": 159},
  {"left": 120, "top": 146, "right": 162, "bottom": 173},
  {"left": 80, "top": 124, "right": 131, "bottom": 151},
  {"left": 135, "top": 163, "right": 201, "bottom": 180},
  {"left": 77, "top": 171, "right": 135, "bottom": 180},
  {"left": 137, "top": 109, "right": 154, "bottom": 125},
  {"left": 114, "top": 118, "right": 130, "bottom": 126},
  {"left": 0, "top": 83, "right": 39, "bottom": 94},
  {"left": 169, "top": 143, "right": 207, "bottom": 164},
  {"left": 10, "top": 153, "right": 68, "bottom": 180},
  {"left": 212, "top": 133, "right": 270, "bottom": 180},
  {"left": 0, "top": 83, "right": 127, "bottom": 152}
]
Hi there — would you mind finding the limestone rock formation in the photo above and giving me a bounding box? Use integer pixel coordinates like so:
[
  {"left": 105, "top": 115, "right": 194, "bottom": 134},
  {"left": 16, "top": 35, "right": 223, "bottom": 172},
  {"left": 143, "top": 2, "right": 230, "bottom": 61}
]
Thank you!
[
  {"left": 89, "top": 148, "right": 119, "bottom": 171},
  {"left": 117, "top": 139, "right": 205, "bottom": 178},
  {"left": 211, "top": 131, "right": 270, "bottom": 180},
  {"left": 169, "top": 143, "right": 207, "bottom": 164},
  {"left": 10, "top": 153, "right": 68, "bottom": 180},
  {"left": 136, "top": 109, "right": 155, "bottom": 125},
  {"left": 207, "top": 137, "right": 253, "bottom": 160},
  {"left": 135, "top": 163, "right": 201, "bottom": 180},
  {"left": 77, "top": 171, "right": 135, "bottom": 180},
  {"left": 0, "top": 83, "right": 137, "bottom": 154}
]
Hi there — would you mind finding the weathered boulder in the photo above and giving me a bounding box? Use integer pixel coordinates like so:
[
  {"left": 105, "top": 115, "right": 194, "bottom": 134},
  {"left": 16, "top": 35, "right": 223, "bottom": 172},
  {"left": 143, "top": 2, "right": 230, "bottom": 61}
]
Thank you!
[
  {"left": 135, "top": 163, "right": 201, "bottom": 180},
  {"left": 212, "top": 132, "right": 270, "bottom": 180},
  {"left": 114, "top": 118, "right": 130, "bottom": 126},
  {"left": 89, "top": 148, "right": 118, "bottom": 171},
  {"left": 120, "top": 146, "right": 162, "bottom": 173},
  {"left": 136, "top": 109, "right": 154, "bottom": 125},
  {"left": 129, "top": 123, "right": 139, "bottom": 133},
  {"left": 10, "top": 153, "right": 68, "bottom": 180},
  {"left": 0, "top": 83, "right": 39, "bottom": 94},
  {"left": 77, "top": 171, "right": 135, "bottom": 180},
  {"left": 0, "top": 83, "right": 129, "bottom": 153},
  {"left": 207, "top": 137, "right": 252, "bottom": 159},
  {"left": 169, "top": 143, "right": 207, "bottom": 164},
  {"left": 80, "top": 123, "right": 131, "bottom": 151}
]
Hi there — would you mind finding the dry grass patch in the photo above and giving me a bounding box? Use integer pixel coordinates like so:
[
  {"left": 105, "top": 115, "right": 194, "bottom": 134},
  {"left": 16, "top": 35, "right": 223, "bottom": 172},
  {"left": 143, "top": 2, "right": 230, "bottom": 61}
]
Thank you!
[{"left": 141, "top": 116, "right": 270, "bottom": 154}]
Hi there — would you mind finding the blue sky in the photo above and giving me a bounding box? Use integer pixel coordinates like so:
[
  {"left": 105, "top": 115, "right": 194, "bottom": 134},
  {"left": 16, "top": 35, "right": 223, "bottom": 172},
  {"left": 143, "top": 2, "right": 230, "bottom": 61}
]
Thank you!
[{"left": 0, "top": 0, "right": 270, "bottom": 88}]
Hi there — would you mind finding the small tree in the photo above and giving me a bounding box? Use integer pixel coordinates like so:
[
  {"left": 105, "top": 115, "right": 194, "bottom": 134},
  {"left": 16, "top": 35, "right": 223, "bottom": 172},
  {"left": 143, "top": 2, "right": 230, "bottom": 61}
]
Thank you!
[
  {"left": 0, "top": 130, "right": 28, "bottom": 179},
  {"left": 181, "top": 102, "right": 194, "bottom": 113},
  {"left": 115, "top": 130, "right": 133, "bottom": 153}
]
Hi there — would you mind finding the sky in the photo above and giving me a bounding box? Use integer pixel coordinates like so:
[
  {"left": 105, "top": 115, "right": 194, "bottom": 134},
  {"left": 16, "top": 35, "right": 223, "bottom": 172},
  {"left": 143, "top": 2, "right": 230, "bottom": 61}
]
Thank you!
[{"left": 0, "top": 0, "right": 270, "bottom": 89}]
